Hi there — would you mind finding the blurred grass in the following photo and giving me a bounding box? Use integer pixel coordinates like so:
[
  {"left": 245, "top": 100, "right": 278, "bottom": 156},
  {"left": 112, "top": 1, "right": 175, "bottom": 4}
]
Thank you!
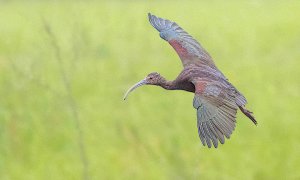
[{"left": 0, "top": 1, "right": 300, "bottom": 179}]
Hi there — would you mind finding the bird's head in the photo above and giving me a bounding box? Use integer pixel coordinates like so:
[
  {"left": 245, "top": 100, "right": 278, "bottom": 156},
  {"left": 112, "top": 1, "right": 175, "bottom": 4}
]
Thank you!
[
  {"left": 145, "top": 72, "right": 164, "bottom": 84},
  {"left": 123, "top": 72, "right": 165, "bottom": 100}
]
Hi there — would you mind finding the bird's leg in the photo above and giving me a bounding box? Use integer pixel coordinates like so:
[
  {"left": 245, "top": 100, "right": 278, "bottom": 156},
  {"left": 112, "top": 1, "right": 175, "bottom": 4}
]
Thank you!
[{"left": 239, "top": 106, "right": 257, "bottom": 125}]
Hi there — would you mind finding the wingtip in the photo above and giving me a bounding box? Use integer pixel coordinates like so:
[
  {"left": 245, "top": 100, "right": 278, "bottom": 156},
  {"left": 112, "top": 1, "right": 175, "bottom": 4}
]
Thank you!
[
  {"left": 148, "top": 13, "right": 153, "bottom": 25},
  {"left": 148, "top": 12, "right": 153, "bottom": 21}
]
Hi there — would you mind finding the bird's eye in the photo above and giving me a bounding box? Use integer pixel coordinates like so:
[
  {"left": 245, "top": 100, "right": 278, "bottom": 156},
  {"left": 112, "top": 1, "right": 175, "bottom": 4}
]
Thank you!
[{"left": 149, "top": 77, "right": 153, "bottom": 80}]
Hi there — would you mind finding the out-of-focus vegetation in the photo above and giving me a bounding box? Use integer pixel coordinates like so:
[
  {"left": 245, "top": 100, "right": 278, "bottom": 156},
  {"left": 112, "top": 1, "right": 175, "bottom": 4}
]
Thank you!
[{"left": 0, "top": 1, "right": 300, "bottom": 179}]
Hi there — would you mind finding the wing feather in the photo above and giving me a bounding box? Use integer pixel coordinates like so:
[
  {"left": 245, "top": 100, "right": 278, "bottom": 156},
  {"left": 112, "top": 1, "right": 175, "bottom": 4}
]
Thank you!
[
  {"left": 148, "top": 13, "right": 215, "bottom": 67},
  {"left": 209, "top": 120, "right": 225, "bottom": 144},
  {"left": 197, "top": 124, "right": 206, "bottom": 146},
  {"left": 193, "top": 81, "right": 238, "bottom": 148}
]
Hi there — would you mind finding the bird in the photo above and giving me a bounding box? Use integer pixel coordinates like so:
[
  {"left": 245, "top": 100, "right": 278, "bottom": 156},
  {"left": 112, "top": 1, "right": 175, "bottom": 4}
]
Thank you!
[{"left": 124, "top": 13, "right": 257, "bottom": 148}]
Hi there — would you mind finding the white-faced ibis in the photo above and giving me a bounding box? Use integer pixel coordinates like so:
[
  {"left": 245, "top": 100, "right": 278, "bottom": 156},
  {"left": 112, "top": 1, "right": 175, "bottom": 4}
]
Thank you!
[{"left": 124, "top": 13, "right": 257, "bottom": 148}]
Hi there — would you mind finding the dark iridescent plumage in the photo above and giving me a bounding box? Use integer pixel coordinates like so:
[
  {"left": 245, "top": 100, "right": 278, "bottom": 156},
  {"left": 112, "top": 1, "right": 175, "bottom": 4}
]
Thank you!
[{"left": 124, "top": 13, "right": 256, "bottom": 148}]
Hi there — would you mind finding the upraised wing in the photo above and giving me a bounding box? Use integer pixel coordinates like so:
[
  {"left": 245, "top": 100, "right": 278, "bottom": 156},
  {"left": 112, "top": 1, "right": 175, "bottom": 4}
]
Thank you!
[
  {"left": 192, "top": 80, "right": 238, "bottom": 148},
  {"left": 148, "top": 13, "right": 215, "bottom": 68}
]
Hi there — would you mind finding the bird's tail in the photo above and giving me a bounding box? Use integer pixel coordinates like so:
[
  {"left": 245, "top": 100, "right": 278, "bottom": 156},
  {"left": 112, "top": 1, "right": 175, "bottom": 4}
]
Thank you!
[{"left": 239, "top": 106, "right": 257, "bottom": 125}]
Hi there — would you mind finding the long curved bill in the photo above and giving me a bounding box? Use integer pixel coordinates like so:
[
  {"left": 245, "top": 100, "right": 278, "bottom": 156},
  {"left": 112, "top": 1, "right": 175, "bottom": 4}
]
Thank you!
[{"left": 123, "top": 79, "right": 147, "bottom": 100}]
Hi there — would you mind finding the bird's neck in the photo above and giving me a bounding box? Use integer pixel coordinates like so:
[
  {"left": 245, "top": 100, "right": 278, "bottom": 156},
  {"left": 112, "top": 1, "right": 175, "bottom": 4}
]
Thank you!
[{"left": 159, "top": 79, "right": 177, "bottom": 90}]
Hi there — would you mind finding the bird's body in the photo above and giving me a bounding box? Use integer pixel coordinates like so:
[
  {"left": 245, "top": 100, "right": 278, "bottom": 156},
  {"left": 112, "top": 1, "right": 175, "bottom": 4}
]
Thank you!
[{"left": 124, "top": 13, "right": 256, "bottom": 148}]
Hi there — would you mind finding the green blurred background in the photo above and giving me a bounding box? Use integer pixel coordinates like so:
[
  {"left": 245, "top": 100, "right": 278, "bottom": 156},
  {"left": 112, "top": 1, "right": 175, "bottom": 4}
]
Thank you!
[{"left": 0, "top": 1, "right": 300, "bottom": 179}]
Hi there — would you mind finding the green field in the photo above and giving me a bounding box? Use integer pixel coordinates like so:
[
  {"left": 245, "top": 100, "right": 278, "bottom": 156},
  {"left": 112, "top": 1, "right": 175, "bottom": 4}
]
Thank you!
[{"left": 1, "top": 1, "right": 300, "bottom": 179}]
